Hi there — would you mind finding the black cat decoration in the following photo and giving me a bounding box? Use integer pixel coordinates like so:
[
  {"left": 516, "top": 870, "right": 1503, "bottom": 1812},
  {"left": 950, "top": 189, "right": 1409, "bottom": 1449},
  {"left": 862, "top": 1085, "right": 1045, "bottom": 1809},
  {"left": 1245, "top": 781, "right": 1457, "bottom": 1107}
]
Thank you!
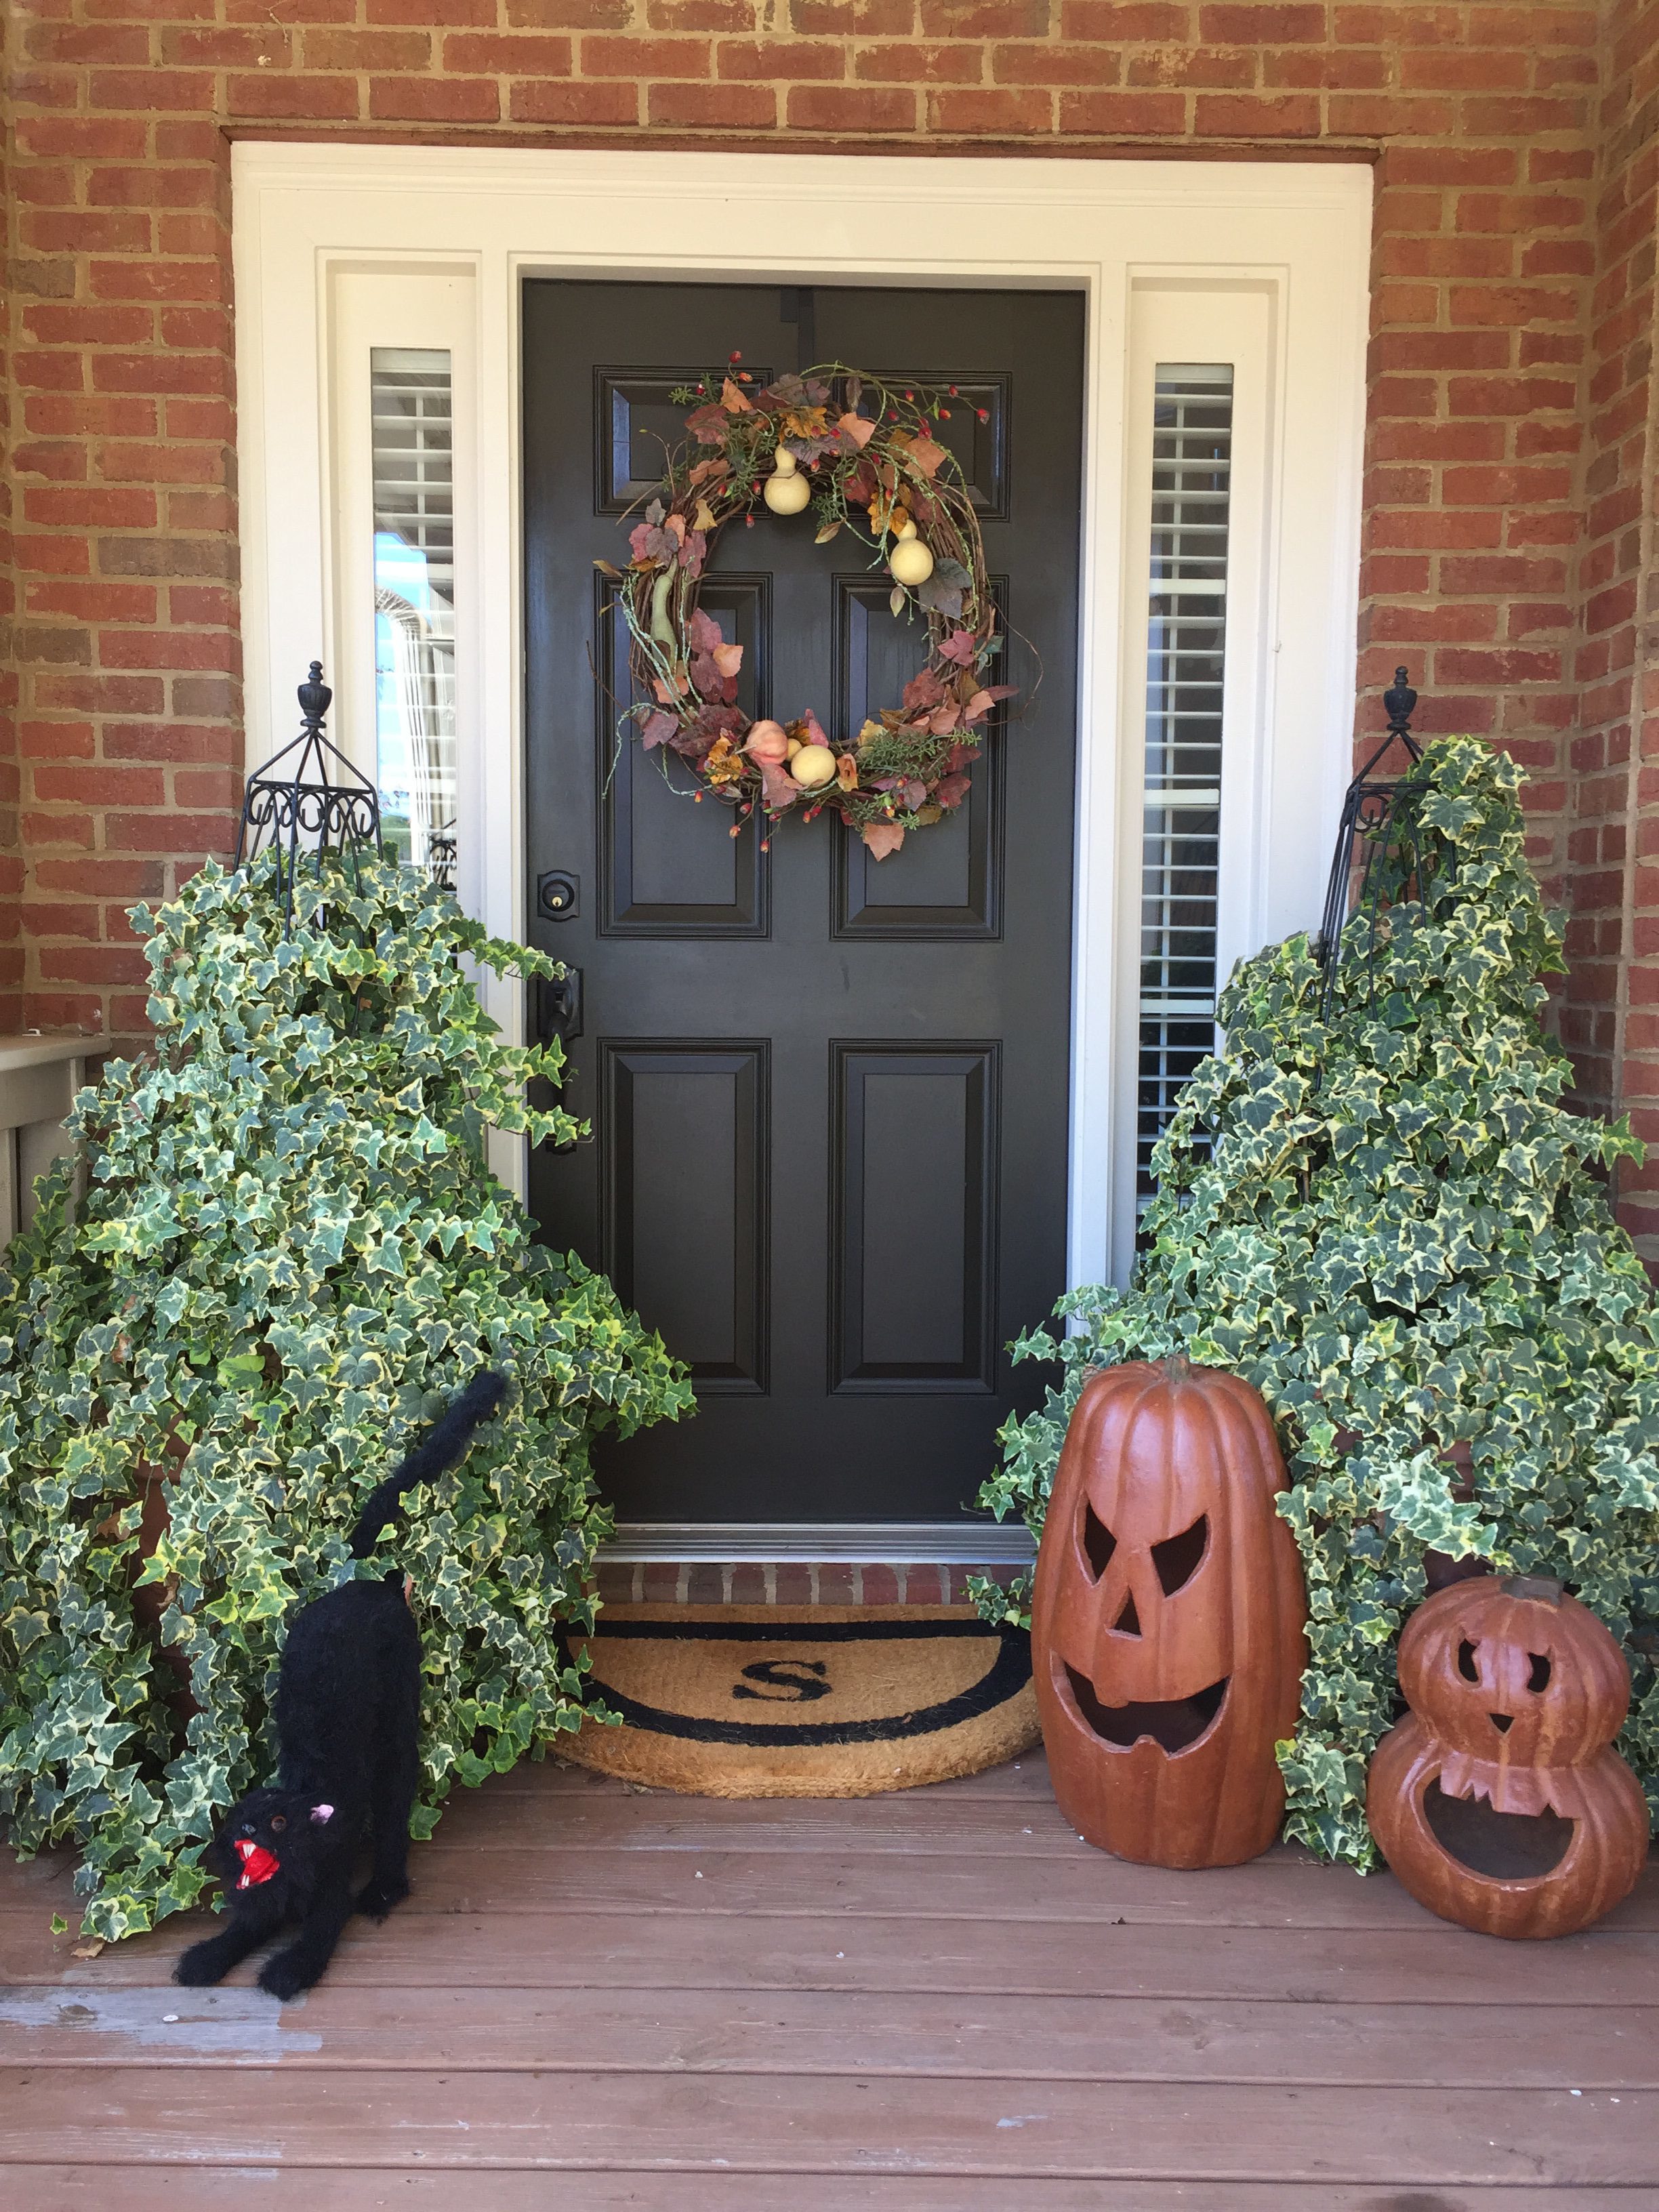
[{"left": 175, "top": 1369, "right": 508, "bottom": 2002}]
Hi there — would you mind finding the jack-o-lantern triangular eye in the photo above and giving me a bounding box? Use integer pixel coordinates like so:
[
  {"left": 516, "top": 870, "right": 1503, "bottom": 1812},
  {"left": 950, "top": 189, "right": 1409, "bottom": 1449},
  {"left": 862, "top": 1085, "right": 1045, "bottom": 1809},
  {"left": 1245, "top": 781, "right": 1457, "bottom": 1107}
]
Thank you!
[
  {"left": 1151, "top": 1515, "right": 1208, "bottom": 1595},
  {"left": 1080, "top": 1500, "right": 1117, "bottom": 1580},
  {"left": 1528, "top": 1652, "right": 1551, "bottom": 1693}
]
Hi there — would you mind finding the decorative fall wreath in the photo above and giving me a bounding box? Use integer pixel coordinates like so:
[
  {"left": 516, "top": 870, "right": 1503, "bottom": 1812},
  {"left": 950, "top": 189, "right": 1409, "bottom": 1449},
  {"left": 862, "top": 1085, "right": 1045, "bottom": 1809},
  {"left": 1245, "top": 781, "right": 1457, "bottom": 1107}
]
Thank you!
[{"left": 596, "top": 358, "right": 1015, "bottom": 861}]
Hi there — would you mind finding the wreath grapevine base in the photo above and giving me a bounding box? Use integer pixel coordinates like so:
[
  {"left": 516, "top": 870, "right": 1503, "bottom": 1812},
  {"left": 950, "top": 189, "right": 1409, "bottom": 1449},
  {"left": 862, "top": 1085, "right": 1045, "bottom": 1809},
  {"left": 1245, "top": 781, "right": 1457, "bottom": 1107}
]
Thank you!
[{"left": 596, "top": 359, "right": 1015, "bottom": 861}]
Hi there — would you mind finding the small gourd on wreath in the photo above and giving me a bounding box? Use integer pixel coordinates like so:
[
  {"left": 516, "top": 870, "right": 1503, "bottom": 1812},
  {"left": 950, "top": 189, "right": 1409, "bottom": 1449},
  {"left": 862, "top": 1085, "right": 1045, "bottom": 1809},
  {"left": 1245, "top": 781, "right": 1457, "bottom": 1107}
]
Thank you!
[{"left": 594, "top": 355, "right": 1016, "bottom": 862}]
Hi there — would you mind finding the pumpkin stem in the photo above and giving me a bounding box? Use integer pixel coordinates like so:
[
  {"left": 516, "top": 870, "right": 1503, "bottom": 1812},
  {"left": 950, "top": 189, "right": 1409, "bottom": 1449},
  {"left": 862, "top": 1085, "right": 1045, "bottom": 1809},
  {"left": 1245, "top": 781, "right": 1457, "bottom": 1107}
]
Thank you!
[
  {"left": 1162, "top": 1352, "right": 1193, "bottom": 1382},
  {"left": 1501, "top": 1574, "right": 1564, "bottom": 1605}
]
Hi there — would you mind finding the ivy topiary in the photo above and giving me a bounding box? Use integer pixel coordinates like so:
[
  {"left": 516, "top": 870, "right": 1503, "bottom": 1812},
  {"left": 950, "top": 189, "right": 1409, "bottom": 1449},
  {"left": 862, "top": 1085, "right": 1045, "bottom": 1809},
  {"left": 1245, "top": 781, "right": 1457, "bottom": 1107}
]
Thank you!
[
  {"left": 0, "top": 852, "right": 692, "bottom": 1939},
  {"left": 973, "top": 735, "right": 1659, "bottom": 1866}
]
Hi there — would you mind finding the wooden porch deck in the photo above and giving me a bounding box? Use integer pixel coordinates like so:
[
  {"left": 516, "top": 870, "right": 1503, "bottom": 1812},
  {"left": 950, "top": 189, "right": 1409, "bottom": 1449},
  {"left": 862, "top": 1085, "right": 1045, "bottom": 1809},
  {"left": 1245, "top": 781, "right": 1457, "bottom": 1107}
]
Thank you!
[{"left": 1, "top": 1749, "right": 1654, "bottom": 2207}]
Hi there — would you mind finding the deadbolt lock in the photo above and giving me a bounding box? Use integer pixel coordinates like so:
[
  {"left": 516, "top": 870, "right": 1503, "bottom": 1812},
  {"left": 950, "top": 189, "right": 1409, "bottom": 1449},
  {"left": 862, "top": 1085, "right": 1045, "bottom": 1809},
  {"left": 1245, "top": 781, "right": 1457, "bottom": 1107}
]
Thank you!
[{"left": 537, "top": 869, "right": 579, "bottom": 920}]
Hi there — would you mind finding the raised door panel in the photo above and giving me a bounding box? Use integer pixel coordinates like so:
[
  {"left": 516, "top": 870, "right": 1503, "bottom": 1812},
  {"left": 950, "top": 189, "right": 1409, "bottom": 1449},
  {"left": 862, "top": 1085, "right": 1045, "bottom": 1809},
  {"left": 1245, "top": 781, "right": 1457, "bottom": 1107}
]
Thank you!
[
  {"left": 602, "top": 1042, "right": 769, "bottom": 1394},
  {"left": 830, "top": 579, "right": 1005, "bottom": 940},
  {"left": 596, "top": 367, "right": 778, "bottom": 514},
  {"left": 598, "top": 574, "right": 771, "bottom": 937},
  {"left": 831, "top": 1043, "right": 999, "bottom": 1395}
]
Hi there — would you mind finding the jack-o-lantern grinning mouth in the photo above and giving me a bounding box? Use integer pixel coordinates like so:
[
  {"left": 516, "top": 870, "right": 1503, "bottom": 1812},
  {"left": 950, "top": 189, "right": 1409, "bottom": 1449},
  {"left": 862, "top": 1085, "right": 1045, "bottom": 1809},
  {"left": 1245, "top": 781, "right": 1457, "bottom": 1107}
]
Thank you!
[
  {"left": 1420, "top": 1778, "right": 1574, "bottom": 1881},
  {"left": 1062, "top": 1662, "right": 1228, "bottom": 1753}
]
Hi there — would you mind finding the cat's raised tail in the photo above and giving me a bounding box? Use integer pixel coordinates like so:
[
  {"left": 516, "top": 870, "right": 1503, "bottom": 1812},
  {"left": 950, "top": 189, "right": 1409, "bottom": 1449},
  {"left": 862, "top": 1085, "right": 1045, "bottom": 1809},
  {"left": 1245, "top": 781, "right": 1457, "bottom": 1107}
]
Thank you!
[{"left": 348, "top": 1369, "right": 510, "bottom": 1559}]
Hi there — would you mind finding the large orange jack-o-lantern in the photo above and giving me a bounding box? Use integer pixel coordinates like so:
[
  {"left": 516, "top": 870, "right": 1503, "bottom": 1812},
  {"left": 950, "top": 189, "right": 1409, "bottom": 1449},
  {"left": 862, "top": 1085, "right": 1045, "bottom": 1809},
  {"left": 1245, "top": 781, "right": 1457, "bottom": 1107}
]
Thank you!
[
  {"left": 1031, "top": 1359, "right": 1309, "bottom": 1869},
  {"left": 1368, "top": 1574, "right": 1650, "bottom": 1939}
]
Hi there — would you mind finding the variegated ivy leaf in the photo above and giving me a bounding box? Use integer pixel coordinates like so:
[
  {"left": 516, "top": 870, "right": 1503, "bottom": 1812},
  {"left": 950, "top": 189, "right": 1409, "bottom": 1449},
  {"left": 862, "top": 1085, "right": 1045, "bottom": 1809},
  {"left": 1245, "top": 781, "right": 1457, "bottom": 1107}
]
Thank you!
[
  {"left": 0, "top": 850, "right": 693, "bottom": 1938},
  {"left": 972, "top": 736, "right": 1659, "bottom": 1868}
]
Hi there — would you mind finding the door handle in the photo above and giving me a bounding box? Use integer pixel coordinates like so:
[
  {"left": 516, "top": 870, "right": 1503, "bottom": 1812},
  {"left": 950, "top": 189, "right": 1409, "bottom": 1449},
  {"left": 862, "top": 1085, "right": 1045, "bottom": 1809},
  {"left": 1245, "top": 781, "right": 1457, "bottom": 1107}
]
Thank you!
[{"left": 536, "top": 968, "right": 583, "bottom": 1044}]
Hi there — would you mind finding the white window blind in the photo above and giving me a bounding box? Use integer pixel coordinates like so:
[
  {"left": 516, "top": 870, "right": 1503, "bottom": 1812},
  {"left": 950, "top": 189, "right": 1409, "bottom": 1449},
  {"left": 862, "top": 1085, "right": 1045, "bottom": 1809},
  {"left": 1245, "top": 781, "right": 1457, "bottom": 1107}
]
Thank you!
[
  {"left": 371, "top": 346, "right": 457, "bottom": 880},
  {"left": 1136, "top": 364, "right": 1234, "bottom": 1208}
]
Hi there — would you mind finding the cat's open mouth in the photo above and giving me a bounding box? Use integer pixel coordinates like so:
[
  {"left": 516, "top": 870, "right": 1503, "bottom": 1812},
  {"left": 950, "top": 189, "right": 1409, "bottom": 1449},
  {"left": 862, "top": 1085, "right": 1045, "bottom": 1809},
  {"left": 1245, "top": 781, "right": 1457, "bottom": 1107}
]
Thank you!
[
  {"left": 234, "top": 1839, "right": 281, "bottom": 1889},
  {"left": 1062, "top": 1662, "right": 1228, "bottom": 1753}
]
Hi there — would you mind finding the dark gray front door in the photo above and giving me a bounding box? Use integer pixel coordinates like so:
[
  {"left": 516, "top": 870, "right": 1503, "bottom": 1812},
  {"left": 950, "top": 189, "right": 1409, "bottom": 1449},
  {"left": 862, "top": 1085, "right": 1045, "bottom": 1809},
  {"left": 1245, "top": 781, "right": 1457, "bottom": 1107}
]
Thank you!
[{"left": 523, "top": 281, "right": 1082, "bottom": 1525}]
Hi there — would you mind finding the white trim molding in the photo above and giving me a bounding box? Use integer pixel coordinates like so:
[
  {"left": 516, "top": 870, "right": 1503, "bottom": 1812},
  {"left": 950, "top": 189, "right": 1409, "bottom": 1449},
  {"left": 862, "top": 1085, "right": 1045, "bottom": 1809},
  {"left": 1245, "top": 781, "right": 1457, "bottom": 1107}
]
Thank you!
[{"left": 233, "top": 143, "right": 1370, "bottom": 1286}]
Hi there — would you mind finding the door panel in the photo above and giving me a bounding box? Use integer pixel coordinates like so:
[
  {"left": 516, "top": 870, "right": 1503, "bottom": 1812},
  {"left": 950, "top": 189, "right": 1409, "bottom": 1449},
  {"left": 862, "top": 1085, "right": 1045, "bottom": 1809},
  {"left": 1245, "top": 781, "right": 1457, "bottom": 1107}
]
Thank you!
[
  {"left": 831, "top": 1044, "right": 998, "bottom": 1393},
  {"left": 523, "top": 281, "right": 1082, "bottom": 1525}
]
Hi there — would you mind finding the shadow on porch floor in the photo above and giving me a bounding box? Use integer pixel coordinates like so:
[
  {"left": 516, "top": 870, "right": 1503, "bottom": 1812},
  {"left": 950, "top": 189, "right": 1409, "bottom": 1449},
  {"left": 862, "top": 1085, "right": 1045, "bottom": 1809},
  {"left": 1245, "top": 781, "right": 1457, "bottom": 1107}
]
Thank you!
[{"left": 1, "top": 1750, "right": 1654, "bottom": 2206}]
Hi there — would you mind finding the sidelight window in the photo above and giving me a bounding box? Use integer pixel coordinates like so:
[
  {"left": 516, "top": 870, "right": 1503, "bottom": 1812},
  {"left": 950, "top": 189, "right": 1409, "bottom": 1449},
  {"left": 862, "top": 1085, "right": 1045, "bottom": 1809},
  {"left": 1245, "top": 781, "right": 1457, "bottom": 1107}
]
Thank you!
[
  {"left": 1136, "top": 365, "right": 1234, "bottom": 1210},
  {"left": 370, "top": 347, "right": 458, "bottom": 883}
]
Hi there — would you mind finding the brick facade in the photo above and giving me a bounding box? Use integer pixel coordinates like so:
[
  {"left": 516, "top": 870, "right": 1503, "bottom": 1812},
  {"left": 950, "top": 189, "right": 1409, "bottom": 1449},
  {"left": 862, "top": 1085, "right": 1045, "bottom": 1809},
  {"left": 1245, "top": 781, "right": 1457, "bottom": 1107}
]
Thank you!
[{"left": 5, "top": 1, "right": 1659, "bottom": 1246}]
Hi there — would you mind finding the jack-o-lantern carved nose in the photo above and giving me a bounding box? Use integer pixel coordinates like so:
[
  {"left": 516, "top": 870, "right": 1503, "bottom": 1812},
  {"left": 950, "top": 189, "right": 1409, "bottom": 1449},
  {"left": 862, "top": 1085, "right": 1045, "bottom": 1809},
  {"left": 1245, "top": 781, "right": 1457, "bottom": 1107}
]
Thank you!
[
  {"left": 1113, "top": 1594, "right": 1142, "bottom": 1637},
  {"left": 1490, "top": 1712, "right": 1513, "bottom": 1735}
]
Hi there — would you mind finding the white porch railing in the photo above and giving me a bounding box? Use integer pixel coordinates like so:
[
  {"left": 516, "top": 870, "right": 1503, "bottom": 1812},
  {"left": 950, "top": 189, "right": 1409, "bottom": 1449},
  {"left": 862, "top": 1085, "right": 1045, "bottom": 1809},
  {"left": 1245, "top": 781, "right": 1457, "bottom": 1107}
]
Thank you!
[{"left": 0, "top": 1036, "right": 87, "bottom": 1247}]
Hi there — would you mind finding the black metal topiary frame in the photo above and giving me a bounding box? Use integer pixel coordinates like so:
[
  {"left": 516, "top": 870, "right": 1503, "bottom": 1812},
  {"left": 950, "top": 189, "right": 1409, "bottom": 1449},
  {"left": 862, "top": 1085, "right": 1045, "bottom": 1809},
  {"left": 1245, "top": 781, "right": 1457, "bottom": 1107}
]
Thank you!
[{"left": 235, "top": 661, "right": 382, "bottom": 927}]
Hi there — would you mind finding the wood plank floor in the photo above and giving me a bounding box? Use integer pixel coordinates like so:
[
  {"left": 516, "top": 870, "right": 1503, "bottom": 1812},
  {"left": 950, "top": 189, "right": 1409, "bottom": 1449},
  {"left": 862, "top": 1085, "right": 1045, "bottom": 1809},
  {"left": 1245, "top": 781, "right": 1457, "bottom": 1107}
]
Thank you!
[{"left": 1, "top": 1750, "right": 1655, "bottom": 2207}]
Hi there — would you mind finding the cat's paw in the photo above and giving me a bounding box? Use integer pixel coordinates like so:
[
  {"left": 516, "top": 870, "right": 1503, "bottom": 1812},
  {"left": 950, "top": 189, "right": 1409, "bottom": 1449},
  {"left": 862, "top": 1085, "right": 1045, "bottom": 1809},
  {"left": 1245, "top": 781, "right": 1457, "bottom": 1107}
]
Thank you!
[
  {"left": 257, "top": 1946, "right": 322, "bottom": 2002},
  {"left": 174, "top": 1940, "right": 232, "bottom": 1988},
  {"left": 355, "top": 1875, "right": 411, "bottom": 1921}
]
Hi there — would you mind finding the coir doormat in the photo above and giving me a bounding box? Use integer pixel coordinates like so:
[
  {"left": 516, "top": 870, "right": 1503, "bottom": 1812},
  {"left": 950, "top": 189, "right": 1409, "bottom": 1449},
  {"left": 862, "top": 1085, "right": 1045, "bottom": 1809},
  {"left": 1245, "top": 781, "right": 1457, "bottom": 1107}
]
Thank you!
[{"left": 559, "top": 1605, "right": 1040, "bottom": 1797}]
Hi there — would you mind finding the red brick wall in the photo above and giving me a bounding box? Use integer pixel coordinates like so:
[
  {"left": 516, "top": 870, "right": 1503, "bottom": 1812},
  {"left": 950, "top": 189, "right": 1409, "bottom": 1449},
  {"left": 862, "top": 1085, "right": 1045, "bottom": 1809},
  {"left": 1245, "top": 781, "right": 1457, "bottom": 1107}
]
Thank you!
[
  {"left": 1572, "top": 0, "right": 1659, "bottom": 1258},
  {"left": 1, "top": 0, "right": 1645, "bottom": 1210}
]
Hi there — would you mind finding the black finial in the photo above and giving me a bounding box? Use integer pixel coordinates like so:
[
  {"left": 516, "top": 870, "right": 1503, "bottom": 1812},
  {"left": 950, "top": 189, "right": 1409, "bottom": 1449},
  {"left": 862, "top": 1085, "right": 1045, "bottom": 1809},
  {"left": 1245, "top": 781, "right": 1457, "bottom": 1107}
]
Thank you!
[
  {"left": 1384, "top": 664, "right": 1417, "bottom": 742},
  {"left": 297, "top": 659, "right": 332, "bottom": 730}
]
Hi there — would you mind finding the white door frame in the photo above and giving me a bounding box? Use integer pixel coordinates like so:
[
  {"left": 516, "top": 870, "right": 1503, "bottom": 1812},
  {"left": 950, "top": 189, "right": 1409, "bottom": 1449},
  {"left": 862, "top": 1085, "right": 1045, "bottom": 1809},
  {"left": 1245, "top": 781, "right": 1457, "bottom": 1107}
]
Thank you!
[{"left": 234, "top": 143, "right": 1370, "bottom": 1325}]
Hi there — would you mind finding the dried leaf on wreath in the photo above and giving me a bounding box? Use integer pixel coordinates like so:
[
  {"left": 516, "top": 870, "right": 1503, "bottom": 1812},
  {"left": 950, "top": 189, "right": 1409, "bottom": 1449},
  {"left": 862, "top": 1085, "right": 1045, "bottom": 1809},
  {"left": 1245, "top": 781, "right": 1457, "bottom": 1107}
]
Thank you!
[
  {"left": 800, "top": 708, "right": 832, "bottom": 750},
  {"left": 712, "top": 642, "right": 744, "bottom": 678},
  {"left": 646, "top": 499, "right": 665, "bottom": 526},
  {"left": 690, "top": 499, "right": 718, "bottom": 533},
  {"left": 593, "top": 559, "right": 626, "bottom": 580},
  {"left": 640, "top": 711, "right": 680, "bottom": 750},
  {"left": 688, "top": 607, "right": 722, "bottom": 653},
  {"left": 721, "top": 377, "right": 754, "bottom": 414},
  {"left": 938, "top": 629, "right": 978, "bottom": 666},
  {"left": 704, "top": 736, "right": 743, "bottom": 784},
  {"left": 928, "top": 704, "right": 962, "bottom": 737},
  {"left": 836, "top": 752, "right": 859, "bottom": 792},
  {"left": 936, "top": 772, "right": 972, "bottom": 810},
  {"left": 760, "top": 760, "right": 799, "bottom": 811},
  {"left": 687, "top": 407, "right": 729, "bottom": 444},
  {"left": 889, "top": 585, "right": 907, "bottom": 617},
  {"left": 962, "top": 690, "right": 996, "bottom": 722},
  {"left": 836, "top": 410, "right": 876, "bottom": 451},
  {"left": 917, "top": 578, "right": 964, "bottom": 619},
  {"left": 688, "top": 456, "right": 729, "bottom": 484},
  {"left": 863, "top": 821, "right": 905, "bottom": 862},
  {"left": 815, "top": 520, "right": 842, "bottom": 545},
  {"left": 903, "top": 779, "right": 928, "bottom": 813},
  {"left": 914, "top": 803, "right": 943, "bottom": 826},
  {"left": 901, "top": 432, "right": 947, "bottom": 480},
  {"left": 903, "top": 667, "right": 947, "bottom": 712}
]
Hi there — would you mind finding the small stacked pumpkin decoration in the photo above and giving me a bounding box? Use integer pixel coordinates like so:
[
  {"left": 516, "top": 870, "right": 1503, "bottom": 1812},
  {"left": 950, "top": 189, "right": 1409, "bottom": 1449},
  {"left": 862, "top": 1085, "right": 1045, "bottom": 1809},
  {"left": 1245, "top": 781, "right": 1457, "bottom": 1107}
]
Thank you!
[
  {"left": 1368, "top": 1574, "right": 1650, "bottom": 1939},
  {"left": 1031, "top": 1357, "right": 1308, "bottom": 1870}
]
